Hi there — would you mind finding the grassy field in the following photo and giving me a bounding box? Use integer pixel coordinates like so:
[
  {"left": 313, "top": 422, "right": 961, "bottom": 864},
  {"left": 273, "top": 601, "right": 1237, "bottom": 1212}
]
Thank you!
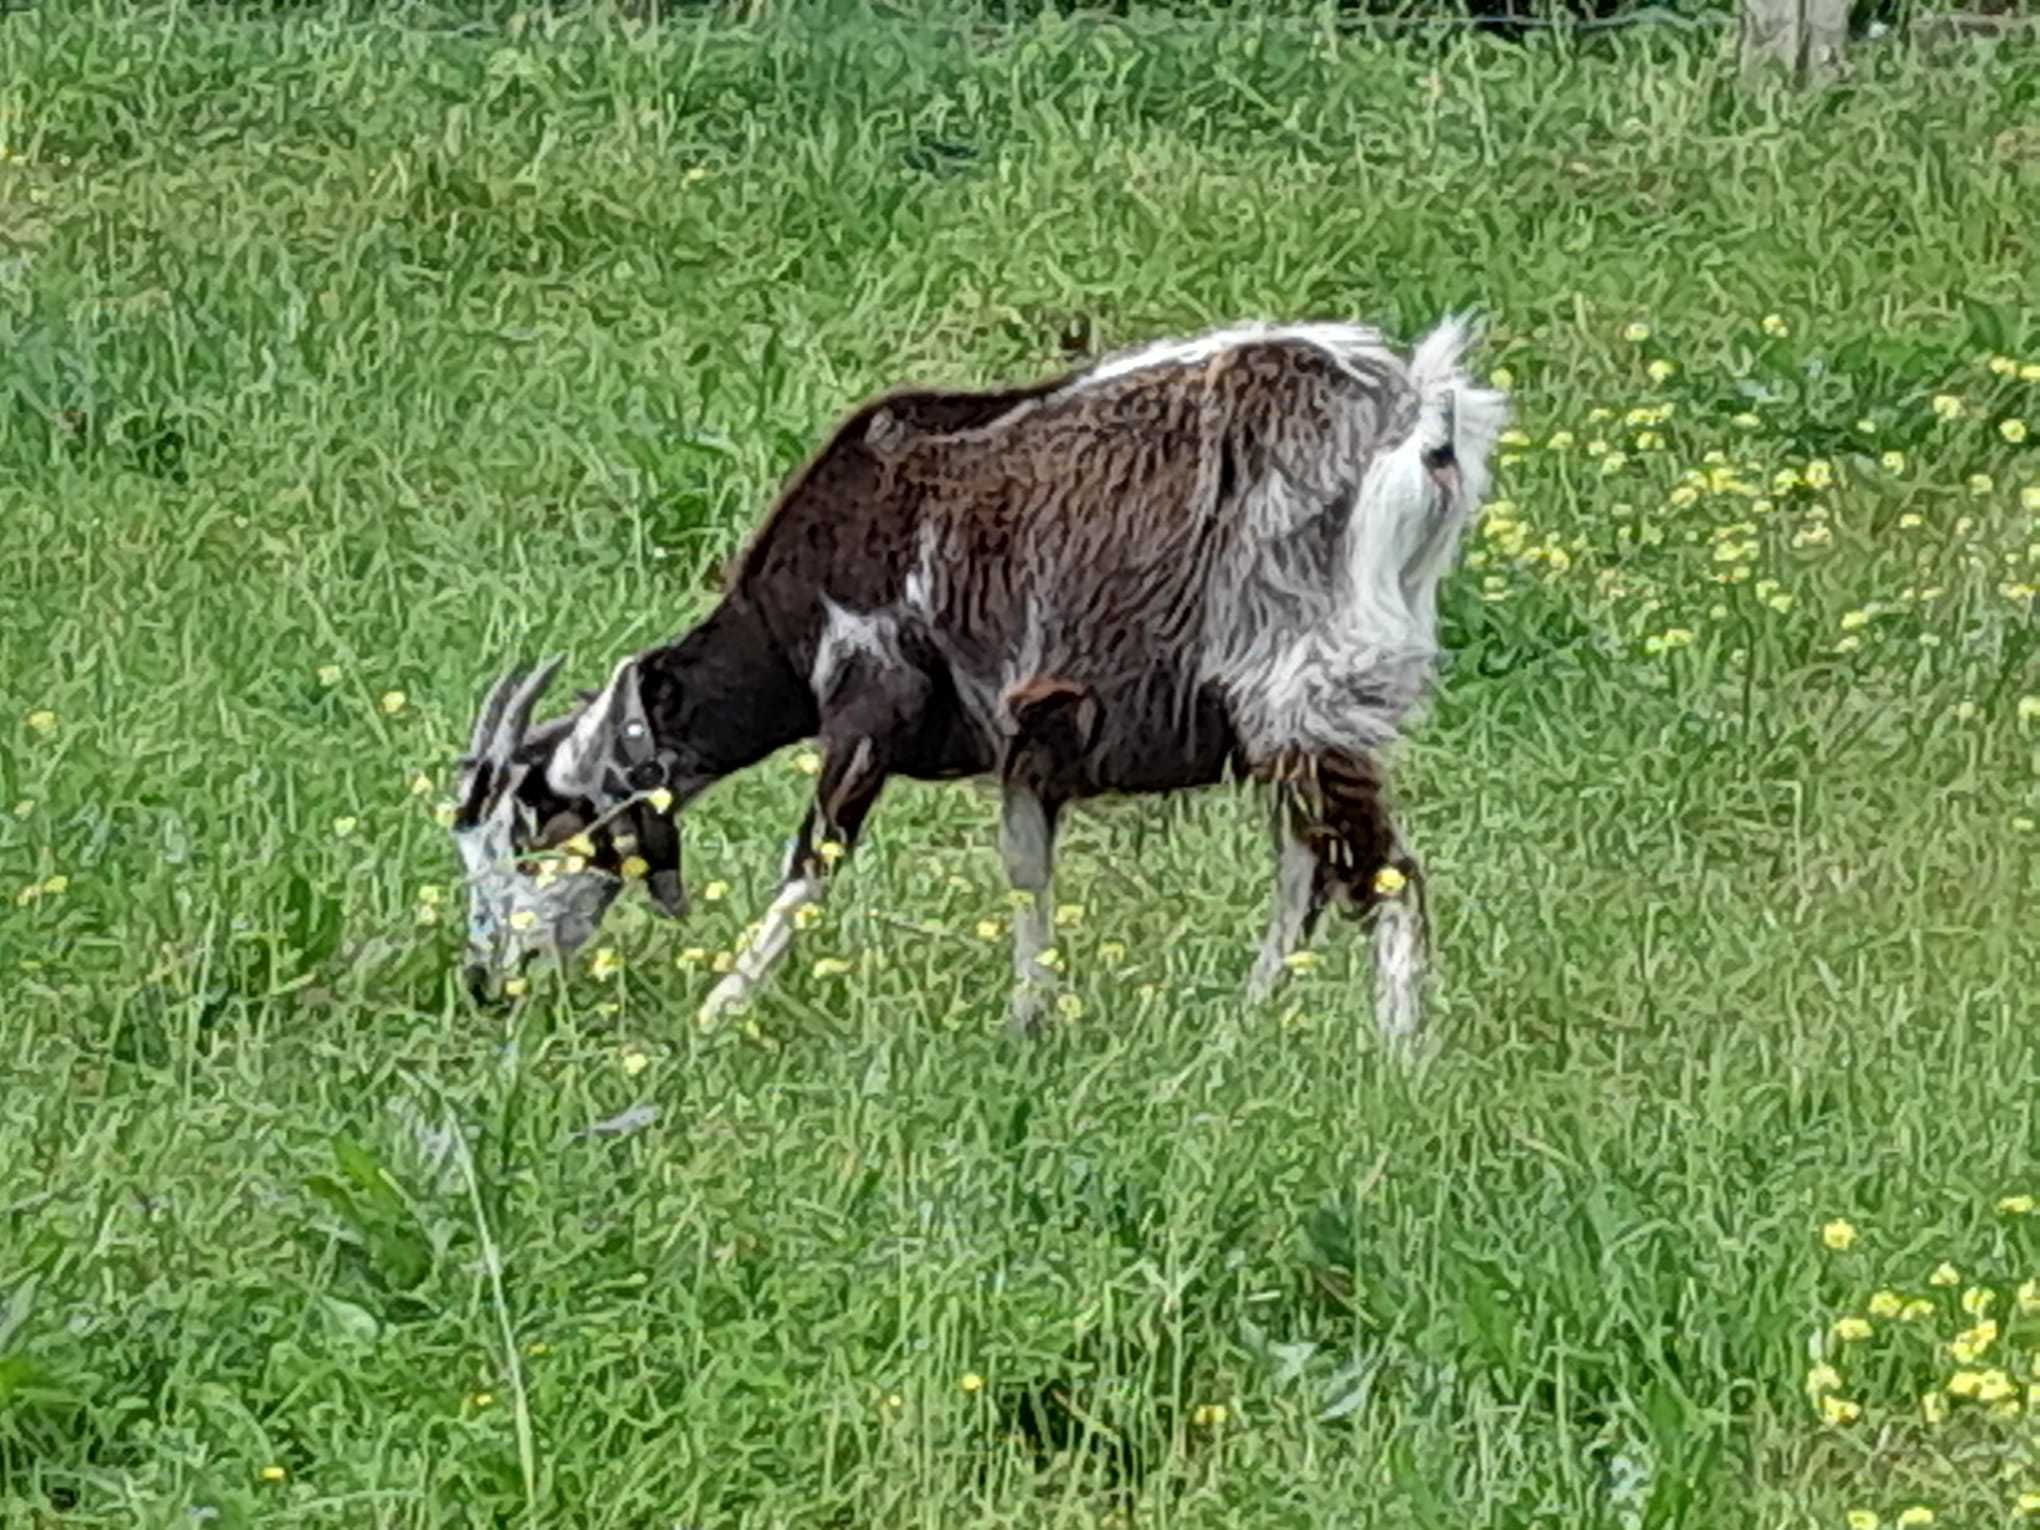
[{"left": 3, "top": 3, "right": 2039, "bottom": 1525}]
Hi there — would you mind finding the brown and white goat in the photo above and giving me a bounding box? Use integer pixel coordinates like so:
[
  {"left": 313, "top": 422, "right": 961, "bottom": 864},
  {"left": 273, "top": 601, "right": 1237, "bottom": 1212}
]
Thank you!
[{"left": 451, "top": 317, "right": 1508, "bottom": 1039}]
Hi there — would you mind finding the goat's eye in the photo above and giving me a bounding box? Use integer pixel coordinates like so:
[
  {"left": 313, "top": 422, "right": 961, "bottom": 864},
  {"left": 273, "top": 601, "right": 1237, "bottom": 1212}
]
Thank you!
[{"left": 516, "top": 858, "right": 540, "bottom": 876}]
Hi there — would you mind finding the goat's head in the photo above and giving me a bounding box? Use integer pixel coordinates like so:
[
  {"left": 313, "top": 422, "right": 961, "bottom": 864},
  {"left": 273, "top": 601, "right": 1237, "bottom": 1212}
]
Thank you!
[{"left": 450, "top": 653, "right": 686, "bottom": 1002}]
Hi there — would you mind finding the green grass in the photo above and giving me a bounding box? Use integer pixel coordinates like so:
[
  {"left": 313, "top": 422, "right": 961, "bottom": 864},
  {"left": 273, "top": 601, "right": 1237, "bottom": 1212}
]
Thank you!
[{"left": 3, "top": 3, "right": 2039, "bottom": 1525}]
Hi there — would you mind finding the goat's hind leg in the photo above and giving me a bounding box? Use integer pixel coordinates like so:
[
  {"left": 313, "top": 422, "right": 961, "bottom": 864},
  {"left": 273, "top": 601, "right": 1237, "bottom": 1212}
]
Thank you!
[{"left": 999, "top": 784, "right": 1064, "bottom": 1037}]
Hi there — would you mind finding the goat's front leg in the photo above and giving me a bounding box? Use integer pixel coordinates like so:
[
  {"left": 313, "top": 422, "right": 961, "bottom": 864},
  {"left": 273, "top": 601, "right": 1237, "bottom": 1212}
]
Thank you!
[
  {"left": 1246, "top": 788, "right": 1325, "bottom": 1004},
  {"left": 999, "top": 783, "right": 1064, "bottom": 1036},
  {"left": 694, "top": 736, "right": 887, "bottom": 1027}
]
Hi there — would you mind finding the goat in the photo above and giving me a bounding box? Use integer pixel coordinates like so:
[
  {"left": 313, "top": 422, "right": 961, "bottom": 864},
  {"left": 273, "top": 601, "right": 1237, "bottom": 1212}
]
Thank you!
[{"left": 450, "top": 316, "right": 1509, "bottom": 1040}]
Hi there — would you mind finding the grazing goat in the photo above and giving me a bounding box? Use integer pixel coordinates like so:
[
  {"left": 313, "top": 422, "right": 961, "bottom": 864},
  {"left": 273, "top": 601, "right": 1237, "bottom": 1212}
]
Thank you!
[{"left": 451, "top": 316, "right": 1508, "bottom": 1039}]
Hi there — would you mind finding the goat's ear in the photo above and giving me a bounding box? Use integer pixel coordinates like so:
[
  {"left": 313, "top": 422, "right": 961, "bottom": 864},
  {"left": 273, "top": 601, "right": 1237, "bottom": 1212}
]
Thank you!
[{"left": 545, "top": 654, "right": 649, "bottom": 803}]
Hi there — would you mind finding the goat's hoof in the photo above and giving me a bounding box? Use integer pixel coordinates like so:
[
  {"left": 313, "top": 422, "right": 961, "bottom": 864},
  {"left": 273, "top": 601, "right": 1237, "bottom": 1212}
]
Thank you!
[{"left": 695, "top": 975, "right": 752, "bottom": 1028}]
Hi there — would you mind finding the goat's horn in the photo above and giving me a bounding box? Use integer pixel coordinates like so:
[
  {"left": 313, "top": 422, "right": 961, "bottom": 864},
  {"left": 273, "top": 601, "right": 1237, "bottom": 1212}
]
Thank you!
[
  {"left": 466, "top": 662, "right": 528, "bottom": 763},
  {"left": 497, "top": 653, "right": 565, "bottom": 750}
]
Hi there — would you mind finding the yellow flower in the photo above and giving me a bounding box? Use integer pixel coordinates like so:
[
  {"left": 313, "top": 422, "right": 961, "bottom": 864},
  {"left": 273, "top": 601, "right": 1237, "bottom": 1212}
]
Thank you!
[
  {"left": 1283, "top": 950, "right": 1321, "bottom": 973},
  {"left": 818, "top": 839, "right": 846, "bottom": 866},
  {"left": 1547, "top": 430, "right": 1575, "bottom": 450},
  {"left": 1806, "top": 1363, "right": 1843, "bottom": 1394},
  {"left": 2018, "top": 1493, "right": 2040, "bottom": 1515},
  {"left": 2002, "top": 419, "right": 2030, "bottom": 444},
  {"left": 1819, "top": 1394, "right": 1860, "bottom": 1425},
  {"left": 811, "top": 957, "right": 852, "bottom": 978},
  {"left": 1921, "top": 1389, "right": 1946, "bottom": 1423},
  {"left": 677, "top": 947, "right": 709, "bottom": 968},
  {"left": 701, "top": 880, "right": 728, "bottom": 902},
  {"left": 1761, "top": 313, "right": 1789, "bottom": 337},
  {"left": 1767, "top": 592, "right": 1794, "bottom": 612},
  {"left": 1974, "top": 1369, "right": 2016, "bottom": 1403},
  {"left": 1929, "top": 1261, "right": 1960, "bottom": 1286},
  {"left": 1490, "top": 367, "right": 1515, "bottom": 389},
  {"left": 1989, "top": 354, "right": 2019, "bottom": 376},
  {"left": 1035, "top": 947, "right": 1064, "bottom": 973},
  {"left": 471, "top": 1391, "right": 494, "bottom": 1408},
  {"left": 1192, "top": 1402, "right": 1229, "bottom": 1427},
  {"left": 619, "top": 855, "right": 649, "bottom": 880},
  {"left": 1099, "top": 940, "right": 1127, "bottom": 964},
  {"left": 621, "top": 1048, "right": 649, "bottom": 1077},
  {"left": 710, "top": 951, "right": 735, "bottom": 975},
  {"left": 1056, "top": 993, "right": 1085, "bottom": 1021},
  {"left": 1947, "top": 1370, "right": 1986, "bottom": 1398},
  {"left": 332, "top": 815, "right": 359, "bottom": 837},
  {"left": 1731, "top": 412, "right": 1762, "bottom": 430},
  {"left": 317, "top": 664, "right": 343, "bottom": 686},
  {"left": 1801, "top": 459, "right": 1833, "bottom": 490},
  {"left": 589, "top": 948, "right": 622, "bottom": 980},
  {"left": 1821, "top": 1219, "right": 1858, "bottom": 1250},
  {"left": 1880, "top": 450, "right": 1907, "bottom": 473},
  {"left": 1962, "top": 1286, "right": 1997, "bottom": 1317},
  {"left": 792, "top": 748, "right": 822, "bottom": 775},
  {"left": 1833, "top": 1316, "right": 1873, "bottom": 1342},
  {"left": 2019, "top": 697, "right": 2040, "bottom": 723},
  {"left": 1898, "top": 512, "right": 1924, "bottom": 529},
  {"left": 1840, "top": 609, "right": 1871, "bottom": 631},
  {"left": 1054, "top": 903, "right": 1085, "bottom": 928},
  {"left": 1968, "top": 473, "right": 1995, "bottom": 496},
  {"left": 1845, "top": 1514, "right": 1879, "bottom": 1530},
  {"left": 1499, "top": 429, "right": 1532, "bottom": 448},
  {"left": 2024, "top": 363, "right": 2040, "bottom": 382},
  {"left": 1635, "top": 430, "right": 1665, "bottom": 450},
  {"left": 1623, "top": 322, "right": 1651, "bottom": 342},
  {"left": 1931, "top": 394, "right": 1964, "bottom": 420},
  {"left": 259, "top": 1465, "right": 288, "bottom": 1483},
  {"left": 380, "top": 690, "right": 408, "bottom": 716},
  {"left": 1867, "top": 1290, "right": 1903, "bottom": 1318},
  {"left": 645, "top": 787, "right": 674, "bottom": 814},
  {"left": 502, "top": 977, "right": 528, "bottom": 998},
  {"left": 1896, "top": 1509, "right": 1934, "bottom": 1527},
  {"left": 959, "top": 1372, "right": 984, "bottom": 1394},
  {"left": 2017, "top": 1278, "right": 2040, "bottom": 1313},
  {"left": 2023, "top": 486, "right": 2040, "bottom": 512},
  {"left": 793, "top": 903, "right": 822, "bottom": 930},
  {"left": 1373, "top": 865, "right": 1408, "bottom": 897},
  {"left": 1855, "top": 417, "right": 1877, "bottom": 434},
  {"left": 1647, "top": 359, "right": 1676, "bottom": 383},
  {"left": 24, "top": 709, "right": 57, "bottom": 735}
]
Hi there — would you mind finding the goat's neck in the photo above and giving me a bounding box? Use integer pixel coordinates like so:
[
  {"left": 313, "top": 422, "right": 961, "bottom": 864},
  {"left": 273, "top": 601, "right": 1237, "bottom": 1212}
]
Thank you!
[{"left": 636, "top": 595, "right": 819, "bottom": 796}]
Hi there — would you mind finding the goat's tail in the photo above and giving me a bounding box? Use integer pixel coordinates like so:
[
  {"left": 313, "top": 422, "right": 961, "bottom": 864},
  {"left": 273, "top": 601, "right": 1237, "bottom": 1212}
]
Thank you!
[{"left": 1342, "top": 312, "right": 1511, "bottom": 641}]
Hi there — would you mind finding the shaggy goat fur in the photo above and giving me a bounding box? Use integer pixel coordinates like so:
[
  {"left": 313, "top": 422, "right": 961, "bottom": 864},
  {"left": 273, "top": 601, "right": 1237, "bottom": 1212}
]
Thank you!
[{"left": 451, "top": 315, "right": 1509, "bottom": 1040}]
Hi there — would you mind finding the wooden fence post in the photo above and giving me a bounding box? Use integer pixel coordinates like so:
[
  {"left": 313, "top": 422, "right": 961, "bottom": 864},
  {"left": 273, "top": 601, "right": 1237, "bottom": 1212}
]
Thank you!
[{"left": 1741, "top": 0, "right": 1851, "bottom": 86}]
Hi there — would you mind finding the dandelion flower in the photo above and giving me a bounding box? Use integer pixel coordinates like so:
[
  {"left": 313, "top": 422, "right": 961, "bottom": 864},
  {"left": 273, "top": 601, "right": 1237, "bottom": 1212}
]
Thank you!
[
  {"left": 590, "top": 948, "right": 622, "bottom": 980},
  {"left": 974, "top": 918, "right": 1004, "bottom": 940},
  {"left": 811, "top": 957, "right": 852, "bottom": 978},
  {"left": 1968, "top": 473, "right": 1995, "bottom": 496},
  {"left": 1373, "top": 865, "right": 1408, "bottom": 897},
  {"left": 25, "top": 709, "right": 57, "bottom": 735},
  {"left": 1283, "top": 950, "right": 1321, "bottom": 973},
  {"left": 1898, "top": 1298, "right": 1933, "bottom": 1321},
  {"left": 1840, "top": 609, "right": 1871, "bottom": 631},
  {"left": 332, "top": 815, "right": 359, "bottom": 837},
  {"left": 2023, "top": 486, "right": 2040, "bottom": 512},
  {"left": 1868, "top": 1290, "right": 1903, "bottom": 1318},
  {"left": 2018, "top": 1493, "right": 2040, "bottom": 1515},
  {"left": 1767, "top": 592, "right": 1794, "bottom": 612},
  {"left": 1490, "top": 367, "right": 1515, "bottom": 388},
  {"left": 1056, "top": 992, "right": 1084, "bottom": 1021},
  {"left": 1803, "top": 459, "right": 1834, "bottom": 490},
  {"left": 1963, "top": 1286, "right": 1998, "bottom": 1316},
  {"left": 2003, "top": 419, "right": 2030, "bottom": 444},
  {"left": 1819, "top": 1394, "right": 1860, "bottom": 1425},
  {"left": 1821, "top": 1219, "right": 1859, "bottom": 1250},
  {"left": 1806, "top": 1363, "right": 1843, "bottom": 1394},
  {"left": 710, "top": 951, "right": 735, "bottom": 975},
  {"left": 1989, "top": 355, "right": 2019, "bottom": 376},
  {"left": 2024, "top": 363, "right": 2040, "bottom": 382},
  {"left": 793, "top": 903, "right": 822, "bottom": 931},
  {"left": 621, "top": 1048, "right": 649, "bottom": 1077},
  {"left": 1896, "top": 1510, "right": 1934, "bottom": 1527},
  {"left": 1192, "top": 1403, "right": 1229, "bottom": 1427},
  {"left": 1845, "top": 1514, "right": 1879, "bottom": 1530},
  {"left": 1880, "top": 450, "right": 1907, "bottom": 473},
  {"left": 1054, "top": 903, "right": 1085, "bottom": 928},
  {"left": 1499, "top": 429, "right": 1532, "bottom": 448},
  {"left": 1623, "top": 322, "right": 1651, "bottom": 342},
  {"left": 818, "top": 840, "right": 846, "bottom": 866},
  {"left": 259, "top": 1465, "right": 288, "bottom": 1483},
  {"left": 792, "top": 749, "right": 822, "bottom": 775},
  {"left": 645, "top": 787, "right": 674, "bottom": 814},
  {"left": 1099, "top": 940, "right": 1127, "bottom": 964},
  {"left": 1898, "top": 512, "right": 1924, "bottom": 529},
  {"left": 619, "top": 855, "right": 649, "bottom": 881},
  {"left": 1929, "top": 1261, "right": 1960, "bottom": 1286},
  {"left": 1647, "top": 359, "right": 1676, "bottom": 383},
  {"left": 377, "top": 689, "right": 408, "bottom": 717},
  {"left": 1761, "top": 314, "right": 1789, "bottom": 337},
  {"left": 1035, "top": 947, "right": 1064, "bottom": 973},
  {"left": 2018, "top": 1278, "right": 2040, "bottom": 1313},
  {"left": 1732, "top": 412, "right": 1762, "bottom": 430},
  {"left": 317, "top": 664, "right": 343, "bottom": 686},
  {"left": 701, "top": 880, "right": 728, "bottom": 902},
  {"left": 471, "top": 1391, "right": 495, "bottom": 1408},
  {"left": 1547, "top": 430, "right": 1575, "bottom": 450},
  {"left": 1834, "top": 1316, "right": 1873, "bottom": 1342},
  {"left": 502, "top": 977, "right": 528, "bottom": 998},
  {"left": 960, "top": 1372, "right": 984, "bottom": 1394},
  {"left": 1932, "top": 394, "right": 1964, "bottom": 420}
]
